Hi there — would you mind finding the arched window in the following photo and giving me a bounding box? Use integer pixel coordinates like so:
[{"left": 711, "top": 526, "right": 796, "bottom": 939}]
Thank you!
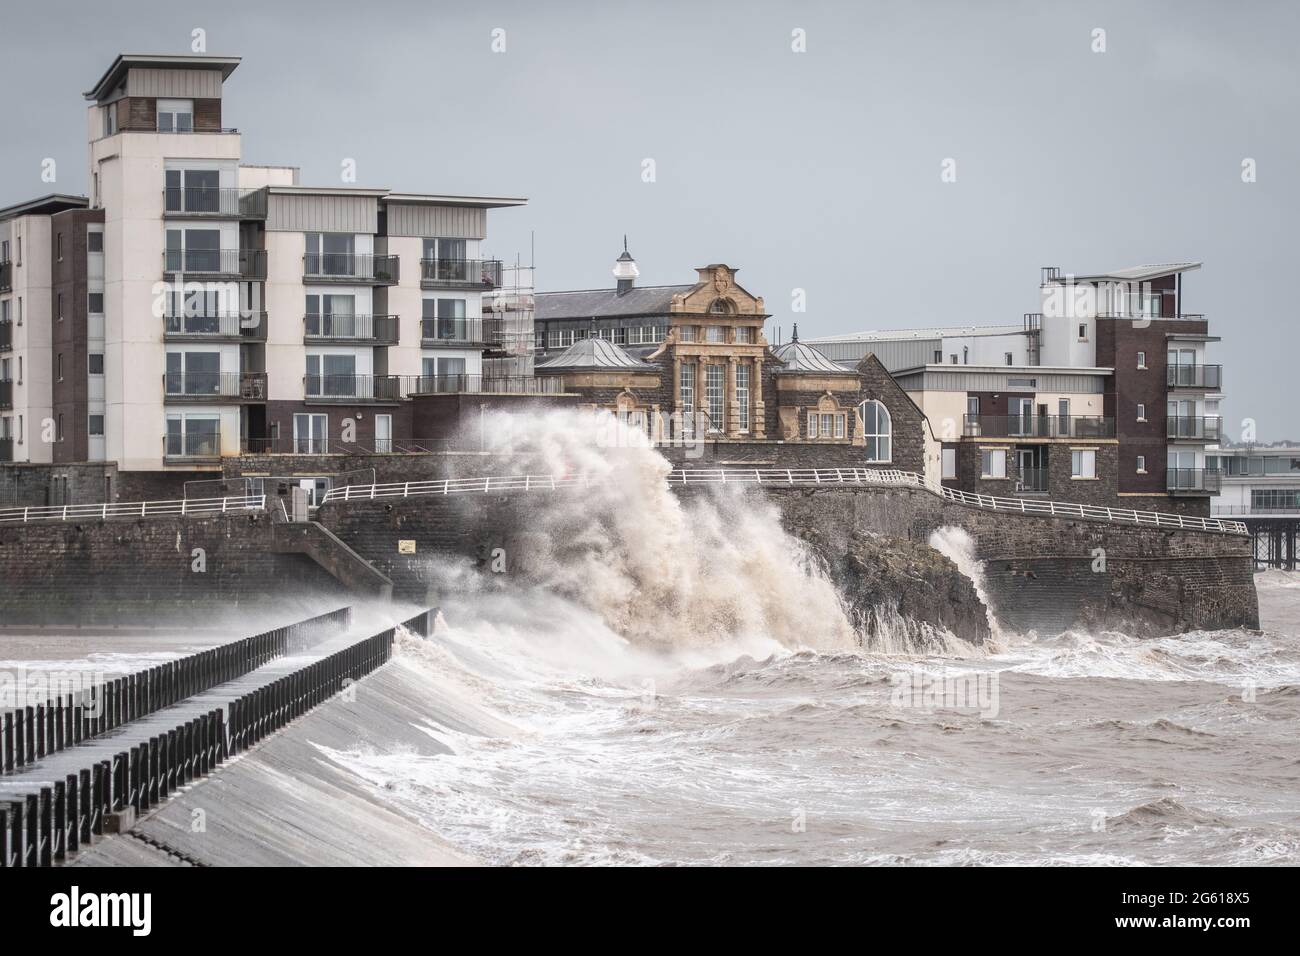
[
  {"left": 859, "top": 400, "right": 891, "bottom": 462},
  {"left": 708, "top": 298, "right": 735, "bottom": 314}
]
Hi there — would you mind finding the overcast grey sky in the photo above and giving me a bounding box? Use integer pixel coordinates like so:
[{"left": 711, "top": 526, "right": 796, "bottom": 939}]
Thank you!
[{"left": 2, "top": 0, "right": 1296, "bottom": 438}]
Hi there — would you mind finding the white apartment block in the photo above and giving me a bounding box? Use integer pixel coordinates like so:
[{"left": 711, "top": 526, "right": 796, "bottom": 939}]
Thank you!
[{"left": 1, "top": 53, "right": 526, "bottom": 475}]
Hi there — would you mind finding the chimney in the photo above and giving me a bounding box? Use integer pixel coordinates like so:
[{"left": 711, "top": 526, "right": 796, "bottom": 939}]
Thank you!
[{"left": 613, "top": 235, "right": 639, "bottom": 295}]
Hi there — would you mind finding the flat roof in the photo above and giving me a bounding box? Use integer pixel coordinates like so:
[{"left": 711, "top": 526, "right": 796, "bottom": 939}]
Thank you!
[
  {"left": 0, "top": 194, "right": 89, "bottom": 221},
  {"left": 261, "top": 186, "right": 527, "bottom": 208},
  {"left": 84, "top": 54, "right": 241, "bottom": 101},
  {"left": 894, "top": 363, "right": 1113, "bottom": 377},
  {"left": 808, "top": 324, "right": 1024, "bottom": 343},
  {"left": 1047, "top": 262, "right": 1202, "bottom": 283}
]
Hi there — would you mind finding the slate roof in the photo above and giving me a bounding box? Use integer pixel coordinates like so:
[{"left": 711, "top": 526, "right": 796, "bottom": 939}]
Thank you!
[
  {"left": 772, "top": 339, "right": 853, "bottom": 374},
  {"left": 535, "top": 337, "right": 657, "bottom": 372},
  {"left": 535, "top": 285, "right": 694, "bottom": 320}
]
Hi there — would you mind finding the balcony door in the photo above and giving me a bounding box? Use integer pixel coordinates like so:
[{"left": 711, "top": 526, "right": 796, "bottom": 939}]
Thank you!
[
  {"left": 1168, "top": 348, "right": 1197, "bottom": 386},
  {"left": 165, "top": 168, "right": 220, "bottom": 213},
  {"left": 1009, "top": 396, "right": 1033, "bottom": 436},
  {"left": 166, "top": 228, "right": 221, "bottom": 273},
  {"left": 306, "top": 233, "right": 355, "bottom": 277},
  {"left": 293, "top": 413, "right": 328, "bottom": 454},
  {"left": 166, "top": 350, "right": 221, "bottom": 394}
]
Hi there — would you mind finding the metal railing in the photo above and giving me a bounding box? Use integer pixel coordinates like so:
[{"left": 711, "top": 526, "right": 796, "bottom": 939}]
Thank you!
[
  {"left": 163, "top": 187, "right": 268, "bottom": 218},
  {"left": 304, "top": 374, "right": 403, "bottom": 401},
  {"left": 1213, "top": 504, "right": 1300, "bottom": 516},
  {"left": 0, "top": 260, "right": 10, "bottom": 293},
  {"left": 963, "top": 414, "right": 1115, "bottom": 439},
  {"left": 420, "top": 316, "right": 494, "bottom": 345},
  {"left": 0, "top": 318, "right": 11, "bottom": 351},
  {"left": 242, "top": 437, "right": 454, "bottom": 455},
  {"left": 1167, "top": 468, "right": 1222, "bottom": 493},
  {"left": 0, "top": 380, "right": 11, "bottom": 410},
  {"left": 1167, "top": 416, "right": 1222, "bottom": 441},
  {"left": 163, "top": 248, "right": 267, "bottom": 278},
  {"left": 419, "top": 258, "right": 502, "bottom": 289},
  {"left": 1015, "top": 467, "right": 1048, "bottom": 492},
  {"left": 1167, "top": 364, "right": 1222, "bottom": 389},
  {"left": 304, "top": 313, "right": 399, "bottom": 343},
  {"left": 164, "top": 311, "right": 266, "bottom": 339},
  {"left": 402, "top": 374, "right": 564, "bottom": 395},
  {"left": 164, "top": 371, "right": 266, "bottom": 399},
  {"left": 317, "top": 467, "right": 1247, "bottom": 535},
  {"left": 302, "top": 253, "right": 400, "bottom": 283},
  {"left": 0, "top": 494, "right": 266, "bottom": 524},
  {"left": 164, "top": 430, "right": 222, "bottom": 459}
]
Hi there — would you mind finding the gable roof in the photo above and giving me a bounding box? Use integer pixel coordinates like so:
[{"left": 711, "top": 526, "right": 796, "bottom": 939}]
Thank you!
[
  {"left": 535, "top": 336, "right": 657, "bottom": 373},
  {"left": 535, "top": 285, "right": 694, "bottom": 320}
]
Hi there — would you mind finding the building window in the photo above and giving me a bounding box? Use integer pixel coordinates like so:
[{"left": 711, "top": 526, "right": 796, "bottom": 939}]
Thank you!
[
  {"left": 57, "top": 354, "right": 63, "bottom": 381},
  {"left": 167, "top": 414, "right": 220, "bottom": 457},
  {"left": 57, "top": 293, "right": 64, "bottom": 321},
  {"left": 306, "top": 354, "right": 358, "bottom": 397},
  {"left": 292, "top": 413, "right": 328, "bottom": 454},
  {"left": 980, "top": 449, "right": 1006, "bottom": 479},
  {"left": 102, "top": 106, "right": 117, "bottom": 137},
  {"left": 704, "top": 365, "right": 724, "bottom": 431},
  {"left": 679, "top": 325, "right": 697, "bottom": 342},
  {"left": 949, "top": 354, "right": 958, "bottom": 364},
  {"left": 705, "top": 325, "right": 726, "bottom": 343},
  {"left": 942, "top": 447, "right": 957, "bottom": 479},
  {"left": 156, "top": 99, "right": 194, "bottom": 133},
  {"left": 88, "top": 230, "right": 103, "bottom": 254},
  {"left": 859, "top": 400, "right": 892, "bottom": 462},
  {"left": 966, "top": 396, "right": 979, "bottom": 416},
  {"left": 88, "top": 414, "right": 104, "bottom": 436},
  {"left": 1136, "top": 455, "right": 1146, "bottom": 473},
  {"left": 1005, "top": 352, "right": 1013, "bottom": 366},
  {"left": 735, "top": 364, "right": 750, "bottom": 433},
  {"left": 735, "top": 326, "right": 756, "bottom": 344},
  {"left": 548, "top": 328, "right": 576, "bottom": 349},
  {"left": 56, "top": 414, "right": 64, "bottom": 442},
  {"left": 56, "top": 233, "right": 64, "bottom": 261},
  {"left": 166, "top": 351, "right": 221, "bottom": 394},
  {"left": 933, "top": 350, "right": 942, "bottom": 364},
  {"left": 88, "top": 293, "right": 104, "bottom": 314},
  {"left": 1077, "top": 323, "right": 1088, "bottom": 341},
  {"left": 1071, "top": 449, "right": 1097, "bottom": 479},
  {"left": 304, "top": 233, "right": 355, "bottom": 277},
  {"left": 1136, "top": 403, "right": 1146, "bottom": 421},
  {"left": 1136, "top": 350, "right": 1146, "bottom": 368},
  {"left": 679, "top": 361, "right": 695, "bottom": 428},
  {"left": 88, "top": 353, "right": 104, "bottom": 375},
  {"left": 374, "top": 414, "right": 393, "bottom": 453}
]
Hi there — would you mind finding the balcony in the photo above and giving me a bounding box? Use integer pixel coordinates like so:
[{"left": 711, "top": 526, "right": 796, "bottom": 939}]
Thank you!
[
  {"left": 1015, "top": 466, "right": 1049, "bottom": 493},
  {"left": 0, "top": 379, "right": 11, "bottom": 410},
  {"left": 163, "top": 429, "right": 222, "bottom": 463},
  {"left": 404, "top": 374, "right": 564, "bottom": 396},
  {"left": 164, "top": 311, "right": 267, "bottom": 341},
  {"left": 963, "top": 415, "right": 1115, "bottom": 439},
  {"left": 1167, "top": 364, "right": 1222, "bottom": 390},
  {"left": 419, "top": 258, "right": 502, "bottom": 290},
  {"left": 163, "top": 187, "right": 268, "bottom": 219},
  {"left": 163, "top": 371, "right": 266, "bottom": 402},
  {"left": 302, "top": 253, "right": 399, "bottom": 285},
  {"left": 1167, "top": 416, "right": 1222, "bottom": 442},
  {"left": 304, "top": 374, "right": 403, "bottom": 402},
  {"left": 420, "top": 316, "right": 496, "bottom": 347},
  {"left": 0, "top": 259, "right": 10, "bottom": 292},
  {"left": 304, "top": 313, "right": 400, "bottom": 344},
  {"left": 163, "top": 248, "right": 267, "bottom": 279},
  {"left": 0, "top": 318, "right": 11, "bottom": 351},
  {"left": 0, "top": 436, "right": 11, "bottom": 462},
  {"left": 1167, "top": 468, "right": 1222, "bottom": 493}
]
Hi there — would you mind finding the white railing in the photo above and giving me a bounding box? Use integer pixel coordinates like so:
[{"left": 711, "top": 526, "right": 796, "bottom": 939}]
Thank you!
[
  {"left": 0, "top": 494, "right": 267, "bottom": 524},
  {"left": 319, "top": 468, "right": 1248, "bottom": 536}
]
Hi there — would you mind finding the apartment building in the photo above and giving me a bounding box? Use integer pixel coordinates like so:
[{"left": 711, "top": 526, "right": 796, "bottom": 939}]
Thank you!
[
  {"left": 810, "top": 263, "right": 1224, "bottom": 515},
  {"left": 1209, "top": 446, "right": 1300, "bottom": 516},
  {"left": 1, "top": 52, "right": 528, "bottom": 478}
]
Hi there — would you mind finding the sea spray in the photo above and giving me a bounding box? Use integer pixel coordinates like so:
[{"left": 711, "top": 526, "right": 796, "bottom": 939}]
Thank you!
[
  {"left": 460, "top": 408, "right": 859, "bottom": 652},
  {"left": 927, "top": 526, "right": 1003, "bottom": 643}
]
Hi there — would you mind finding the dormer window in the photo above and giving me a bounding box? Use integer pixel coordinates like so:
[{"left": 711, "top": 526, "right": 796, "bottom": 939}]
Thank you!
[{"left": 157, "top": 99, "right": 194, "bottom": 133}]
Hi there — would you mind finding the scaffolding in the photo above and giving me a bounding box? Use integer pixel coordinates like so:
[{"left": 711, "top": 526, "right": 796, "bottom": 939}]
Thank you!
[{"left": 483, "top": 260, "right": 537, "bottom": 380}]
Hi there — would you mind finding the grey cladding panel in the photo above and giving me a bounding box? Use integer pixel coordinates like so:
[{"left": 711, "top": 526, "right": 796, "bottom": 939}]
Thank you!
[
  {"left": 126, "top": 68, "right": 224, "bottom": 99},
  {"left": 267, "top": 195, "right": 379, "bottom": 233},
  {"left": 385, "top": 203, "right": 486, "bottom": 239}
]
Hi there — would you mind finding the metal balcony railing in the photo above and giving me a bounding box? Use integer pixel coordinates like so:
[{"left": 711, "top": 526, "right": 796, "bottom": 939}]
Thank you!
[
  {"left": 963, "top": 414, "right": 1115, "bottom": 439},
  {"left": 0, "top": 318, "right": 11, "bottom": 351},
  {"left": 0, "top": 379, "right": 12, "bottom": 410},
  {"left": 1167, "top": 468, "right": 1222, "bottom": 493},
  {"left": 304, "top": 374, "right": 403, "bottom": 401},
  {"left": 163, "top": 248, "right": 267, "bottom": 278},
  {"left": 0, "top": 260, "right": 10, "bottom": 292},
  {"left": 304, "top": 313, "right": 399, "bottom": 344},
  {"left": 164, "top": 429, "right": 222, "bottom": 459},
  {"left": 1167, "top": 364, "right": 1222, "bottom": 389},
  {"left": 420, "top": 316, "right": 494, "bottom": 345},
  {"left": 1167, "top": 416, "right": 1222, "bottom": 441},
  {"left": 302, "top": 253, "right": 400, "bottom": 284},
  {"left": 403, "top": 374, "right": 564, "bottom": 396},
  {"left": 1015, "top": 466, "right": 1049, "bottom": 492},
  {"left": 163, "top": 187, "right": 268, "bottom": 218},
  {"left": 164, "top": 311, "right": 267, "bottom": 339},
  {"left": 164, "top": 371, "right": 266, "bottom": 400},
  {"left": 419, "top": 258, "right": 502, "bottom": 289}
]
